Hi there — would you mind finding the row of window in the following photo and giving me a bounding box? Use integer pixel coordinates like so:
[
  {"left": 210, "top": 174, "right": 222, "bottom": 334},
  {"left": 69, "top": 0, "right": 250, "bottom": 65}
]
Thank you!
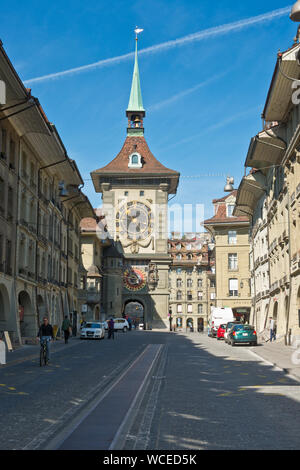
[
  {"left": 175, "top": 278, "right": 216, "bottom": 288},
  {"left": 123, "top": 191, "right": 144, "bottom": 197},
  {"left": 169, "top": 243, "right": 203, "bottom": 250},
  {"left": 18, "top": 240, "right": 78, "bottom": 287},
  {"left": 173, "top": 253, "right": 202, "bottom": 260},
  {"left": 176, "top": 304, "right": 205, "bottom": 314},
  {"left": 175, "top": 291, "right": 204, "bottom": 300},
  {"left": 1, "top": 128, "right": 17, "bottom": 170},
  {"left": 0, "top": 234, "right": 12, "bottom": 275},
  {"left": 171, "top": 267, "right": 205, "bottom": 275}
]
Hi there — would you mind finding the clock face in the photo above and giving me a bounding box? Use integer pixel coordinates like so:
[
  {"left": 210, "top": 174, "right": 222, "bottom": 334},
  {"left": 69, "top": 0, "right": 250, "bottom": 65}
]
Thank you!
[
  {"left": 123, "top": 268, "right": 146, "bottom": 291},
  {"left": 117, "top": 201, "right": 153, "bottom": 240}
]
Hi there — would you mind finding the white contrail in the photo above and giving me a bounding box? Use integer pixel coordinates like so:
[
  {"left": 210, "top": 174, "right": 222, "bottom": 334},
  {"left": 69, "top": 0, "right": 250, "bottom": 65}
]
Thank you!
[
  {"left": 148, "top": 72, "right": 229, "bottom": 112},
  {"left": 23, "top": 6, "right": 291, "bottom": 85}
]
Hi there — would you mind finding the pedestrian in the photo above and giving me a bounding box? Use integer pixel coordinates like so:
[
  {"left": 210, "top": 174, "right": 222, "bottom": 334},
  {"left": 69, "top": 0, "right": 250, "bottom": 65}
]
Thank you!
[
  {"left": 128, "top": 317, "right": 132, "bottom": 331},
  {"left": 108, "top": 318, "right": 115, "bottom": 340},
  {"left": 61, "top": 315, "right": 71, "bottom": 344},
  {"left": 37, "top": 317, "right": 54, "bottom": 364},
  {"left": 270, "top": 317, "right": 275, "bottom": 342}
]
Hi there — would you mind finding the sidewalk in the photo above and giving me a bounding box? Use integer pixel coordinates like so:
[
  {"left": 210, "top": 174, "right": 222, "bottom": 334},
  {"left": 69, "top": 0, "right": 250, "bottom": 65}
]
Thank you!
[
  {"left": 249, "top": 340, "right": 300, "bottom": 382},
  {"left": 0, "top": 336, "right": 80, "bottom": 367}
]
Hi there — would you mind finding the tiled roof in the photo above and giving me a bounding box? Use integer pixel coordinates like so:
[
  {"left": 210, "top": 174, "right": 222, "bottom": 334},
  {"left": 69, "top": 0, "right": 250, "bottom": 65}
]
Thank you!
[
  {"left": 204, "top": 215, "right": 249, "bottom": 225},
  {"left": 80, "top": 208, "right": 106, "bottom": 232},
  {"left": 212, "top": 190, "right": 237, "bottom": 203},
  {"left": 92, "top": 135, "right": 179, "bottom": 175}
]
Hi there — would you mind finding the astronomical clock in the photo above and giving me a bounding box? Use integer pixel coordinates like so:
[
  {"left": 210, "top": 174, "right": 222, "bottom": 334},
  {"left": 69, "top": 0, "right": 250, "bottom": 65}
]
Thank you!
[
  {"left": 116, "top": 201, "right": 153, "bottom": 240},
  {"left": 123, "top": 267, "right": 147, "bottom": 292}
]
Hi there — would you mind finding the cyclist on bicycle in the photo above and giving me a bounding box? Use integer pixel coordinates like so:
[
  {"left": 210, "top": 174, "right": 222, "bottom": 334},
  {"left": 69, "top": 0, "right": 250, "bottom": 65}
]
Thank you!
[{"left": 37, "top": 317, "right": 54, "bottom": 364}]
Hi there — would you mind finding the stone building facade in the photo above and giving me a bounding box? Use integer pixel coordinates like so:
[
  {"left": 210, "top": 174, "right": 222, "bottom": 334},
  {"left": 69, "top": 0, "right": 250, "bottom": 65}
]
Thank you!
[
  {"left": 168, "top": 233, "right": 216, "bottom": 331},
  {"left": 204, "top": 191, "right": 251, "bottom": 323},
  {"left": 0, "top": 41, "right": 95, "bottom": 343},
  {"left": 235, "top": 37, "right": 300, "bottom": 343},
  {"left": 80, "top": 212, "right": 122, "bottom": 321}
]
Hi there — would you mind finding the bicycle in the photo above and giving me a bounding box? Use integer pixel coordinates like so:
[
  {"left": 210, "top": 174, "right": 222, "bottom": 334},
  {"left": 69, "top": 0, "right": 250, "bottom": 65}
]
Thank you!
[{"left": 39, "top": 338, "right": 51, "bottom": 366}]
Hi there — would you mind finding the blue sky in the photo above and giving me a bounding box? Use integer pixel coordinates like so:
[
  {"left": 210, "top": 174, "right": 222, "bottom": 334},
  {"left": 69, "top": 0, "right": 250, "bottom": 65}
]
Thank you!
[{"left": 1, "top": 1, "right": 296, "bottom": 231}]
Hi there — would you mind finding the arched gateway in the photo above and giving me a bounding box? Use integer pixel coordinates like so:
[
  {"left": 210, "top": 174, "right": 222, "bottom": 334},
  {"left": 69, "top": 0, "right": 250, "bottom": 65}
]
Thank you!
[{"left": 91, "top": 35, "right": 180, "bottom": 330}]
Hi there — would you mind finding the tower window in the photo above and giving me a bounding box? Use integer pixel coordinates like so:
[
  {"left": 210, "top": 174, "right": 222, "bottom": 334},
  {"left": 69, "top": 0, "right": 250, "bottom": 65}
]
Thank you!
[{"left": 128, "top": 152, "right": 142, "bottom": 168}]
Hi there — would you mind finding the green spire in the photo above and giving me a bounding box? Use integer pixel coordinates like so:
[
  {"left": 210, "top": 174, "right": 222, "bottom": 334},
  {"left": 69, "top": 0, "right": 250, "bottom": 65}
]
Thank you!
[{"left": 127, "top": 38, "right": 145, "bottom": 112}]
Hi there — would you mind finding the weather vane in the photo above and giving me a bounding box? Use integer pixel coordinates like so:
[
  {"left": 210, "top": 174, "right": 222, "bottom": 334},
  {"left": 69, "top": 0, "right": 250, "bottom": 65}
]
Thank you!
[{"left": 134, "top": 26, "right": 144, "bottom": 40}]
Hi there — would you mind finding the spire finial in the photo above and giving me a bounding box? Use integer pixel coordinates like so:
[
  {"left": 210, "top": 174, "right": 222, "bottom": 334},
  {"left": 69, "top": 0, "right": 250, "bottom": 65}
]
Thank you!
[
  {"left": 134, "top": 26, "right": 144, "bottom": 41},
  {"left": 127, "top": 27, "right": 145, "bottom": 120}
]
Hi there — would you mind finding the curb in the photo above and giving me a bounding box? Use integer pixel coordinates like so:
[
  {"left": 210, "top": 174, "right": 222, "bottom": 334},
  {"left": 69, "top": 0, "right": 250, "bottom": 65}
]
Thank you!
[{"left": 248, "top": 348, "right": 300, "bottom": 384}]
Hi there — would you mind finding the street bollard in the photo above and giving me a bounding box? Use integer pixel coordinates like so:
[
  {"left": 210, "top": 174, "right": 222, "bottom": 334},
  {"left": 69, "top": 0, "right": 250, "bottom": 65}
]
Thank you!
[{"left": 0, "top": 339, "right": 6, "bottom": 365}]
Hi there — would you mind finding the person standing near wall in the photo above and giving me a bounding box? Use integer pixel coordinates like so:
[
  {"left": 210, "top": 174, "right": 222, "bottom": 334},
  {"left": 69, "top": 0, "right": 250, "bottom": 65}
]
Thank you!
[{"left": 61, "top": 316, "right": 71, "bottom": 344}]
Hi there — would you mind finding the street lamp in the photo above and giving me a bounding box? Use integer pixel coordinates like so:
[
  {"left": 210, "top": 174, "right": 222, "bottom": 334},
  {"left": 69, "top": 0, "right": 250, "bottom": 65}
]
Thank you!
[
  {"left": 224, "top": 176, "right": 236, "bottom": 192},
  {"left": 290, "top": 1, "right": 300, "bottom": 22}
]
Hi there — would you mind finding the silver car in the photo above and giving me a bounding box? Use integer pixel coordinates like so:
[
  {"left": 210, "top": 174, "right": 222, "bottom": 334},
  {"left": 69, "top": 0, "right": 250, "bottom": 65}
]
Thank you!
[{"left": 80, "top": 322, "right": 105, "bottom": 340}]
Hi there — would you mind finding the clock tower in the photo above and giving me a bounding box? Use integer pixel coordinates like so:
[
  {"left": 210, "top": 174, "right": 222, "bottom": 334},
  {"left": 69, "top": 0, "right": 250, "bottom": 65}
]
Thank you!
[{"left": 91, "top": 34, "right": 180, "bottom": 329}]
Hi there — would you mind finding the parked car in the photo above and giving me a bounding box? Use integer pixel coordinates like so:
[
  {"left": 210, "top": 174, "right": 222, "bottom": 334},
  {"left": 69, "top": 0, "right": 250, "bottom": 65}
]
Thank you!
[
  {"left": 217, "top": 324, "right": 226, "bottom": 340},
  {"left": 80, "top": 322, "right": 105, "bottom": 340},
  {"left": 224, "top": 321, "right": 242, "bottom": 343},
  {"left": 228, "top": 324, "right": 258, "bottom": 346},
  {"left": 209, "top": 307, "right": 235, "bottom": 338},
  {"left": 113, "top": 318, "right": 129, "bottom": 332}
]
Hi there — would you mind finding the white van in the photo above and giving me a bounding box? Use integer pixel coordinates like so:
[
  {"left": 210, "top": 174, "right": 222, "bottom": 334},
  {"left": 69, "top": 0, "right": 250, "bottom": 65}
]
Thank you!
[{"left": 209, "top": 308, "right": 235, "bottom": 338}]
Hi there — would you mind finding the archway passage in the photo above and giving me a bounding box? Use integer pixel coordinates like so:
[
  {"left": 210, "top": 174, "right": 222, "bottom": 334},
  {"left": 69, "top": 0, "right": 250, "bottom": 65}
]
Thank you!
[
  {"left": 197, "top": 318, "right": 204, "bottom": 332},
  {"left": 19, "top": 291, "right": 35, "bottom": 337},
  {"left": 187, "top": 318, "right": 194, "bottom": 331},
  {"left": 123, "top": 300, "right": 144, "bottom": 329},
  {"left": 0, "top": 284, "right": 9, "bottom": 330}
]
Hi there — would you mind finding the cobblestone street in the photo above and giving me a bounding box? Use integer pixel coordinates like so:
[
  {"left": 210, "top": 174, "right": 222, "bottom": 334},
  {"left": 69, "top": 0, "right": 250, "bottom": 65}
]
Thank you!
[{"left": 1, "top": 331, "right": 300, "bottom": 450}]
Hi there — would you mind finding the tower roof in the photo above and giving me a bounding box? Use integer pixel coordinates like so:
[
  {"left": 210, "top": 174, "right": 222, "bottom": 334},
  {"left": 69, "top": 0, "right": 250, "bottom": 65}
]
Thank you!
[{"left": 126, "top": 37, "right": 145, "bottom": 114}]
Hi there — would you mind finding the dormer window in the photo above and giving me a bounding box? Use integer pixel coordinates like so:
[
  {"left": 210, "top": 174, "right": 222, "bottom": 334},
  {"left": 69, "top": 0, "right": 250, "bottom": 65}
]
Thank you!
[
  {"left": 227, "top": 204, "right": 235, "bottom": 217},
  {"left": 128, "top": 152, "right": 142, "bottom": 168}
]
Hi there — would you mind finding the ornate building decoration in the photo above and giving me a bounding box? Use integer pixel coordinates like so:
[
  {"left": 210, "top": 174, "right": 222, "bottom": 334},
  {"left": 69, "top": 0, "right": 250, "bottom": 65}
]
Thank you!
[{"left": 123, "top": 267, "right": 146, "bottom": 291}]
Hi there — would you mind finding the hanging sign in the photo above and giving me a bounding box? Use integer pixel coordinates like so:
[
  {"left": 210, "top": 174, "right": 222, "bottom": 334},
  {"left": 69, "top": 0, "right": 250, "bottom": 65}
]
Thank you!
[
  {"left": 4, "top": 331, "right": 13, "bottom": 352},
  {"left": 0, "top": 340, "right": 6, "bottom": 364}
]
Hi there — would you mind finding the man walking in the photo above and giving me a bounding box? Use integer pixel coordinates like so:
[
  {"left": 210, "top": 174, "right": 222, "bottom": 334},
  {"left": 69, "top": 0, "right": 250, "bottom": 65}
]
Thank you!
[
  {"left": 108, "top": 318, "right": 115, "bottom": 340},
  {"left": 61, "top": 315, "right": 71, "bottom": 344},
  {"left": 37, "top": 317, "right": 54, "bottom": 364},
  {"left": 270, "top": 317, "right": 276, "bottom": 342}
]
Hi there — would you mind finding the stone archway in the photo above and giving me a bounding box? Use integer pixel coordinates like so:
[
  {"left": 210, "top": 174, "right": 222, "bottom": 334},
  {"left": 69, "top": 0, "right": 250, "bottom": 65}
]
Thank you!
[
  {"left": 123, "top": 299, "right": 145, "bottom": 329},
  {"left": 197, "top": 318, "right": 204, "bottom": 332},
  {"left": 0, "top": 284, "right": 10, "bottom": 331},
  {"left": 18, "top": 291, "right": 35, "bottom": 337}
]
